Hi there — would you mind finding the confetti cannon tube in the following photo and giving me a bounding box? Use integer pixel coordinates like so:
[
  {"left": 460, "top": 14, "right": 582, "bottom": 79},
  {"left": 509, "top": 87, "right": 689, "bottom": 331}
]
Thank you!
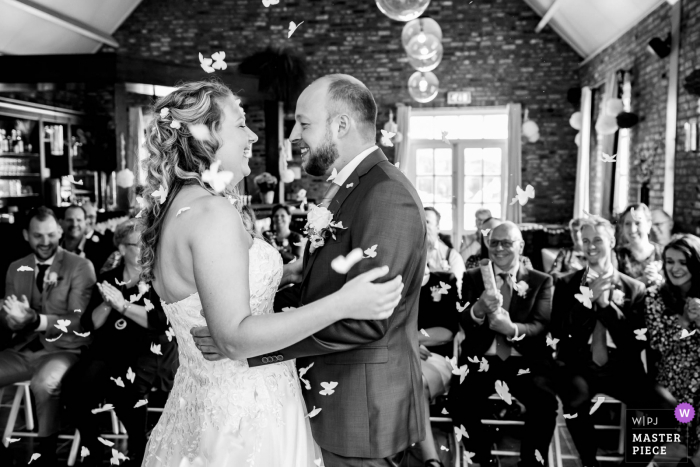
[{"left": 479, "top": 259, "right": 498, "bottom": 296}]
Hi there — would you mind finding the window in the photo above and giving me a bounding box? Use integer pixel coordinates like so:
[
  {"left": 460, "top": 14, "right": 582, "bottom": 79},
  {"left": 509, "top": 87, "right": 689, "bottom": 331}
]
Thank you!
[{"left": 407, "top": 108, "right": 510, "bottom": 243}]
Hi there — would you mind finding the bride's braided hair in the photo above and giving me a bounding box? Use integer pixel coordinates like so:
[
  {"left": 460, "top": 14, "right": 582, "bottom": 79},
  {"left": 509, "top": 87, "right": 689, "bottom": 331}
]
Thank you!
[{"left": 139, "top": 80, "right": 247, "bottom": 282}]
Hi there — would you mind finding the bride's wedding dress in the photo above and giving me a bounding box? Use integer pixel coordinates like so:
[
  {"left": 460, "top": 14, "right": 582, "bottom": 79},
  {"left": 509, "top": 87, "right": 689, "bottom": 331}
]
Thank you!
[{"left": 142, "top": 238, "right": 321, "bottom": 467}]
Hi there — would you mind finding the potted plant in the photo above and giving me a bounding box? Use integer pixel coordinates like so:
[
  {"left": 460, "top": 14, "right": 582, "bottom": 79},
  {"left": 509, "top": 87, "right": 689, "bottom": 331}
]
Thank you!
[{"left": 254, "top": 172, "right": 278, "bottom": 204}]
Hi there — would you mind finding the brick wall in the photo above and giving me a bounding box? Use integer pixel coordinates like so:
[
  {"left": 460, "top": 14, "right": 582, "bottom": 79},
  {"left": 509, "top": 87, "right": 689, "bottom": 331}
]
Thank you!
[
  {"left": 580, "top": 0, "right": 700, "bottom": 233},
  {"left": 110, "top": 0, "right": 582, "bottom": 224}
]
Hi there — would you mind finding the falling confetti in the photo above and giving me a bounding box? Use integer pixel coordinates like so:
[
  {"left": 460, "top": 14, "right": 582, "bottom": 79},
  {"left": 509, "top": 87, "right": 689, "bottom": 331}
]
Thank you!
[
  {"left": 510, "top": 184, "right": 535, "bottom": 206},
  {"left": 420, "top": 329, "right": 430, "bottom": 337},
  {"left": 495, "top": 380, "right": 512, "bottom": 405},
  {"left": 6, "top": 437, "right": 20, "bottom": 444},
  {"left": 464, "top": 451, "right": 475, "bottom": 464},
  {"left": 480, "top": 228, "right": 491, "bottom": 237},
  {"left": 440, "top": 445, "right": 449, "bottom": 451},
  {"left": 599, "top": 152, "right": 617, "bottom": 163},
  {"left": 211, "top": 51, "right": 227, "bottom": 70},
  {"left": 150, "top": 343, "right": 162, "bottom": 355},
  {"left": 144, "top": 298, "right": 154, "bottom": 312},
  {"left": 331, "top": 248, "right": 364, "bottom": 274},
  {"left": 92, "top": 403, "right": 114, "bottom": 414},
  {"left": 74, "top": 331, "right": 90, "bottom": 338},
  {"left": 74, "top": 309, "right": 81, "bottom": 313},
  {"left": 202, "top": 161, "right": 234, "bottom": 193},
  {"left": 575, "top": 286, "right": 594, "bottom": 309},
  {"left": 455, "top": 425, "right": 469, "bottom": 442},
  {"left": 176, "top": 207, "right": 191, "bottom": 217},
  {"left": 456, "top": 302, "right": 470, "bottom": 312},
  {"left": 98, "top": 437, "right": 115, "bottom": 447},
  {"left": 546, "top": 336, "right": 559, "bottom": 348},
  {"left": 81, "top": 446, "right": 90, "bottom": 458},
  {"left": 111, "top": 377, "right": 125, "bottom": 388},
  {"left": 634, "top": 328, "right": 648, "bottom": 341},
  {"left": 288, "top": 20, "right": 304, "bottom": 38},
  {"left": 199, "top": 53, "right": 215, "bottom": 73},
  {"left": 54, "top": 319, "right": 70, "bottom": 333},
  {"left": 319, "top": 382, "right": 338, "bottom": 396},
  {"left": 363, "top": 244, "right": 378, "bottom": 258},
  {"left": 327, "top": 168, "right": 338, "bottom": 182},
  {"left": 67, "top": 174, "right": 83, "bottom": 185},
  {"left": 346, "top": 183, "right": 354, "bottom": 188},
  {"left": 134, "top": 399, "right": 148, "bottom": 408},
  {"left": 46, "top": 333, "right": 63, "bottom": 342},
  {"left": 453, "top": 364, "right": 469, "bottom": 384},
  {"left": 478, "top": 357, "right": 489, "bottom": 372},
  {"left": 535, "top": 449, "right": 544, "bottom": 464},
  {"left": 126, "top": 367, "right": 135, "bottom": 384},
  {"left": 681, "top": 329, "right": 697, "bottom": 339},
  {"left": 441, "top": 131, "right": 451, "bottom": 146},
  {"left": 17, "top": 265, "right": 33, "bottom": 272},
  {"left": 152, "top": 185, "right": 168, "bottom": 204},
  {"left": 262, "top": 0, "right": 280, "bottom": 6},
  {"left": 306, "top": 406, "right": 322, "bottom": 418},
  {"left": 517, "top": 368, "right": 530, "bottom": 375},
  {"left": 589, "top": 396, "right": 605, "bottom": 415},
  {"left": 441, "top": 408, "right": 449, "bottom": 415},
  {"left": 563, "top": 413, "right": 578, "bottom": 419},
  {"left": 166, "top": 327, "right": 175, "bottom": 342},
  {"left": 29, "top": 453, "right": 41, "bottom": 464}
]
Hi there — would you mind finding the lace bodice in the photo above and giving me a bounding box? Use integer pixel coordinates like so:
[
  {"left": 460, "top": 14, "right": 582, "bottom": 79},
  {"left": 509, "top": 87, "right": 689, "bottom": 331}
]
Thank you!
[{"left": 143, "top": 238, "right": 319, "bottom": 466}]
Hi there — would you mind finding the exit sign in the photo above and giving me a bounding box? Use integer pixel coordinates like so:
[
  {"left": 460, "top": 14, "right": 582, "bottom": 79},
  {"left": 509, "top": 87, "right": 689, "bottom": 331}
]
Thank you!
[{"left": 447, "top": 91, "right": 472, "bottom": 105}]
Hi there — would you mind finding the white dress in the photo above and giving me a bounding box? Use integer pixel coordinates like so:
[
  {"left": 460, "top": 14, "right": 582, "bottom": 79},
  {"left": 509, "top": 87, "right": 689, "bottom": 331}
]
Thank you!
[{"left": 142, "top": 238, "right": 322, "bottom": 467}]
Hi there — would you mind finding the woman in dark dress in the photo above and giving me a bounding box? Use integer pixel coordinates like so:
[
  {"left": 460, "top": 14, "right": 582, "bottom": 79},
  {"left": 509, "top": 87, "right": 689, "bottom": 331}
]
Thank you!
[
  {"left": 62, "top": 219, "right": 178, "bottom": 467},
  {"left": 262, "top": 204, "right": 305, "bottom": 264},
  {"left": 645, "top": 234, "right": 700, "bottom": 463}
]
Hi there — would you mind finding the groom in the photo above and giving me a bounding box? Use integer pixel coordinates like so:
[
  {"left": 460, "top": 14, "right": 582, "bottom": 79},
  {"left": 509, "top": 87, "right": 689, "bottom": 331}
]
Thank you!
[{"left": 193, "top": 74, "right": 427, "bottom": 466}]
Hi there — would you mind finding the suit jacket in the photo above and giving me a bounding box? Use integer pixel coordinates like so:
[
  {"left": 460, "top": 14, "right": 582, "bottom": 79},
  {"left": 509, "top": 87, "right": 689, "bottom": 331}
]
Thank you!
[
  {"left": 248, "top": 149, "right": 427, "bottom": 458},
  {"left": 460, "top": 263, "right": 554, "bottom": 362},
  {"left": 3, "top": 247, "right": 96, "bottom": 352},
  {"left": 75, "top": 230, "right": 115, "bottom": 274},
  {"left": 550, "top": 268, "right": 646, "bottom": 374}
]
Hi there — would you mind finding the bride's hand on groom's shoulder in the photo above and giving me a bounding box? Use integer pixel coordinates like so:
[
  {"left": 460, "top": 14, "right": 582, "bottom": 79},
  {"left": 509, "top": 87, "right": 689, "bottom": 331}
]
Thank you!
[
  {"left": 191, "top": 326, "right": 227, "bottom": 361},
  {"left": 335, "top": 266, "right": 404, "bottom": 321}
]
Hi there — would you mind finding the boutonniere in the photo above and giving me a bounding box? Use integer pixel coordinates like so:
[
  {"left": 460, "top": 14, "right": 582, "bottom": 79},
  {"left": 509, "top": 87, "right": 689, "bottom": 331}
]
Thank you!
[
  {"left": 44, "top": 272, "right": 59, "bottom": 288},
  {"left": 304, "top": 205, "right": 346, "bottom": 253},
  {"left": 91, "top": 235, "right": 100, "bottom": 243},
  {"left": 513, "top": 280, "right": 529, "bottom": 298},
  {"left": 611, "top": 289, "right": 625, "bottom": 306}
]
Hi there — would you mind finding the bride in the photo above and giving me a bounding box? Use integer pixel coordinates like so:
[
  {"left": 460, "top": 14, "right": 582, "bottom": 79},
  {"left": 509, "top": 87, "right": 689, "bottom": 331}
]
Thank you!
[{"left": 138, "top": 81, "right": 404, "bottom": 467}]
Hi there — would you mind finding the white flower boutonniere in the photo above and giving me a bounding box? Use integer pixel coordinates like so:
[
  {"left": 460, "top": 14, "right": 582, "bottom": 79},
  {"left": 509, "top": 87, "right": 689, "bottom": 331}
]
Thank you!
[
  {"left": 611, "top": 289, "right": 625, "bottom": 306},
  {"left": 513, "top": 280, "right": 529, "bottom": 298},
  {"left": 305, "top": 205, "right": 346, "bottom": 253},
  {"left": 44, "top": 272, "right": 59, "bottom": 288}
]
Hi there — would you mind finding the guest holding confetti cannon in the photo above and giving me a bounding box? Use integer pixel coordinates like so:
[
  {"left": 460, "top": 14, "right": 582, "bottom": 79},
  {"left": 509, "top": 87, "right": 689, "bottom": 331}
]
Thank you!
[
  {"left": 551, "top": 215, "right": 674, "bottom": 467},
  {"left": 616, "top": 203, "right": 664, "bottom": 286},
  {"left": 62, "top": 219, "right": 177, "bottom": 467},
  {"left": 465, "top": 217, "right": 534, "bottom": 271},
  {"left": 645, "top": 234, "right": 700, "bottom": 463}
]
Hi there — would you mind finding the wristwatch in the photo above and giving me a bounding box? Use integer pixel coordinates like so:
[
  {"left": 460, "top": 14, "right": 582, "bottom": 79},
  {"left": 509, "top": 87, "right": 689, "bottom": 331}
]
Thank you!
[{"left": 25, "top": 312, "right": 41, "bottom": 332}]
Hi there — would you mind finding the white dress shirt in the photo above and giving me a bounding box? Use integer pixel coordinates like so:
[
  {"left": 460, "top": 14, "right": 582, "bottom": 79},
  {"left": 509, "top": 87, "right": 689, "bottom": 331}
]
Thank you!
[
  {"left": 33, "top": 254, "right": 55, "bottom": 331},
  {"left": 331, "top": 145, "right": 378, "bottom": 187}
]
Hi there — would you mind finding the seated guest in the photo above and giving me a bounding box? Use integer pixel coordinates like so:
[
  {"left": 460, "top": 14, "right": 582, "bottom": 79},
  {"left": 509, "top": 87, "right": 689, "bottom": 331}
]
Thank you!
[
  {"left": 0, "top": 207, "right": 95, "bottom": 466},
  {"left": 548, "top": 218, "right": 586, "bottom": 276},
  {"left": 417, "top": 265, "right": 460, "bottom": 467},
  {"left": 650, "top": 208, "right": 675, "bottom": 248},
  {"left": 449, "top": 222, "right": 557, "bottom": 467},
  {"left": 425, "top": 207, "right": 466, "bottom": 289},
  {"left": 62, "top": 219, "right": 177, "bottom": 466},
  {"left": 645, "top": 234, "right": 700, "bottom": 461},
  {"left": 263, "top": 204, "right": 305, "bottom": 264},
  {"left": 465, "top": 217, "right": 534, "bottom": 271},
  {"left": 551, "top": 216, "right": 674, "bottom": 467},
  {"left": 460, "top": 208, "right": 493, "bottom": 261},
  {"left": 62, "top": 204, "right": 116, "bottom": 273},
  {"left": 83, "top": 201, "right": 113, "bottom": 245},
  {"left": 616, "top": 203, "right": 664, "bottom": 286}
]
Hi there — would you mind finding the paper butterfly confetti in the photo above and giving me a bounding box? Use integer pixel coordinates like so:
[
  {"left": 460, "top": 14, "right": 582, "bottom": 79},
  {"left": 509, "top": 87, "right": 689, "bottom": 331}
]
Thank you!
[
  {"left": 510, "top": 184, "right": 535, "bottom": 206},
  {"left": 165, "top": 327, "right": 175, "bottom": 342},
  {"left": 150, "top": 343, "right": 162, "bottom": 355},
  {"left": 67, "top": 175, "right": 83, "bottom": 185},
  {"left": 97, "top": 437, "right": 114, "bottom": 447},
  {"left": 455, "top": 425, "right": 469, "bottom": 442},
  {"left": 634, "top": 328, "right": 648, "bottom": 341},
  {"left": 600, "top": 152, "right": 617, "bottom": 163},
  {"left": 464, "top": 451, "right": 475, "bottom": 465},
  {"left": 563, "top": 413, "right": 578, "bottom": 419},
  {"left": 575, "top": 286, "right": 594, "bottom": 309},
  {"left": 467, "top": 356, "right": 480, "bottom": 364},
  {"left": 441, "top": 408, "right": 449, "bottom": 415},
  {"left": 441, "top": 131, "right": 451, "bottom": 146},
  {"left": 6, "top": 437, "right": 20, "bottom": 444},
  {"left": 288, "top": 21, "right": 304, "bottom": 38},
  {"left": 453, "top": 364, "right": 469, "bottom": 384},
  {"left": 481, "top": 229, "right": 491, "bottom": 237},
  {"left": 535, "top": 449, "right": 544, "bottom": 465},
  {"left": 199, "top": 52, "right": 215, "bottom": 73},
  {"left": 110, "top": 377, "right": 125, "bottom": 388},
  {"left": 91, "top": 404, "right": 114, "bottom": 414},
  {"left": 17, "top": 265, "right": 33, "bottom": 272},
  {"left": 420, "top": 329, "right": 430, "bottom": 337},
  {"left": 589, "top": 396, "right": 605, "bottom": 415},
  {"left": 546, "top": 336, "right": 559, "bottom": 348},
  {"left": 319, "top": 381, "right": 338, "bottom": 396},
  {"left": 74, "top": 309, "right": 81, "bottom": 313},
  {"left": 110, "top": 448, "right": 129, "bottom": 465},
  {"left": 74, "top": 331, "right": 90, "bottom": 338},
  {"left": 327, "top": 168, "right": 338, "bottom": 182},
  {"left": 202, "top": 160, "right": 234, "bottom": 193},
  {"left": 134, "top": 400, "right": 148, "bottom": 408},
  {"left": 517, "top": 368, "right": 530, "bottom": 375},
  {"left": 29, "top": 453, "right": 41, "bottom": 464},
  {"left": 363, "top": 244, "right": 378, "bottom": 258},
  {"left": 152, "top": 185, "right": 168, "bottom": 204},
  {"left": 681, "top": 329, "right": 697, "bottom": 339},
  {"left": 115, "top": 278, "right": 127, "bottom": 286},
  {"left": 495, "top": 380, "right": 512, "bottom": 405},
  {"left": 381, "top": 129, "right": 396, "bottom": 147},
  {"left": 456, "top": 302, "right": 470, "bottom": 312},
  {"left": 262, "top": 0, "right": 280, "bottom": 6},
  {"left": 189, "top": 123, "right": 210, "bottom": 141},
  {"left": 144, "top": 298, "right": 154, "bottom": 312},
  {"left": 306, "top": 406, "right": 322, "bottom": 418},
  {"left": 479, "top": 357, "right": 489, "bottom": 372},
  {"left": 211, "top": 51, "right": 227, "bottom": 70},
  {"left": 126, "top": 367, "right": 135, "bottom": 384},
  {"left": 55, "top": 319, "right": 70, "bottom": 333},
  {"left": 81, "top": 446, "right": 90, "bottom": 458},
  {"left": 331, "top": 248, "right": 364, "bottom": 274}
]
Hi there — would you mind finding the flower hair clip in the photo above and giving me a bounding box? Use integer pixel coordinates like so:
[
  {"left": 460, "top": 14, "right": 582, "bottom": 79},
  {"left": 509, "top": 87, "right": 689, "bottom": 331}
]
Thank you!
[{"left": 159, "top": 107, "right": 181, "bottom": 129}]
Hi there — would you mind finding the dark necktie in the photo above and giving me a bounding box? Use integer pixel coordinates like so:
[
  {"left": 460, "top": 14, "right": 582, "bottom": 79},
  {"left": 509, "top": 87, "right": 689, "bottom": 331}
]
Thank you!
[
  {"left": 591, "top": 319, "right": 609, "bottom": 366},
  {"left": 495, "top": 272, "right": 513, "bottom": 360},
  {"left": 36, "top": 264, "right": 50, "bottom": 293},
  {"left": 320, "top": 183, "right": 341, "bottom": 209}
]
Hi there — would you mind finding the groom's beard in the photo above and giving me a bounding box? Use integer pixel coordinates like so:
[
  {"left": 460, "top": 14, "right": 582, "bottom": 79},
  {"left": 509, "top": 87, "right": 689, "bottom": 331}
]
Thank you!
[{"left": 303, "top": 131, "right": 340, "bottom": 177}]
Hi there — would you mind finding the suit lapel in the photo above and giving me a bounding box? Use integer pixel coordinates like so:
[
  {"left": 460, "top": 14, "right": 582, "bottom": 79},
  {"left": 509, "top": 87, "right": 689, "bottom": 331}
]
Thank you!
[
  {"left": 42, "top": 248, "right": 64, "bottom": 305},
  {"left": 300, "top": 149, "right": 388, "bottom": 286}
]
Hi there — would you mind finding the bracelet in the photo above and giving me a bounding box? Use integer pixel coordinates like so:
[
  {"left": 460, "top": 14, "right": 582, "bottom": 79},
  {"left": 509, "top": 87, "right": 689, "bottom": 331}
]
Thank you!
[{"left": 120, "top": 303, "right": 132, "bottom": 315}]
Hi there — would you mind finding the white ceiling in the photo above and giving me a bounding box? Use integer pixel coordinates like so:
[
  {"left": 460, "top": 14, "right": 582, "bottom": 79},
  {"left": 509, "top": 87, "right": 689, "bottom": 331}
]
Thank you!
[
  {"left": 523, "top": 0, "right": 668, "bottom": 62},
  {"left": 0, "top": 0, "right": 142, "bottom": 55}
]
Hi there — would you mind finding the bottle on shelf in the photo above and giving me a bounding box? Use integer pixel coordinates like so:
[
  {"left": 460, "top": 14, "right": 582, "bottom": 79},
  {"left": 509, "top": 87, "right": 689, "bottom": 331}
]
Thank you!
[
  {"left": 14, "top": 130, "right": 24, "bottom": 154},
  {"left": 0, "top": 129, "right": 6, "bottom": 154}
]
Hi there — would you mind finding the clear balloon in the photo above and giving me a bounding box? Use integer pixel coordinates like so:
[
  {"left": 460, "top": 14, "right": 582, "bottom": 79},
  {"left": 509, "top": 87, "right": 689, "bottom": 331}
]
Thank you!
[
  {"left": 375, "top": 0, "right": 432, "bottom": 22},
  {"left": 406, "top": 32, "right": 441, "bottom": 60},
  {"left": 604, "top": 98, "right": 624, "bottom": 117},
  {"left": 408, "top": 71, "right": 439, "bottom": 103},
  {"left": 522, "top": 120, "right": 539, "bottom": 139},
  {"left": 401, "top": 18, "right": 442, "bottom": 49},
  {"left": 569, "top": 111, "right": 582, "bottom": 130},
  {"left": 408, "top": 42, "right": 443, "bottom": 72}
]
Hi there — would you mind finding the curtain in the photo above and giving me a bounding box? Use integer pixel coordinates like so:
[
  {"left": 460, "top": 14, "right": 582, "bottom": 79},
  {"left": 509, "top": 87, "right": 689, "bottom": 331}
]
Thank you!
[
  {"left": 573, "top": 87, "right": 592, "bottom": 219},
  {"left": 394, "top": 103, "right": 411, "bottom": 172},
  {"left": 505, "top": 103, "right": 522, "bottom": 223}
]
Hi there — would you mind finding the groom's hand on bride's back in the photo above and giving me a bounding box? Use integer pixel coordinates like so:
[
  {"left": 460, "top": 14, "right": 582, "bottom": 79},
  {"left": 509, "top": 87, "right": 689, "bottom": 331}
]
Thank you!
[
  {"left": 191, "top": 326, "right": 228, "bottom": 361},
  {"left": 334, "top": 266, "right": 404, "bottom": 321}
]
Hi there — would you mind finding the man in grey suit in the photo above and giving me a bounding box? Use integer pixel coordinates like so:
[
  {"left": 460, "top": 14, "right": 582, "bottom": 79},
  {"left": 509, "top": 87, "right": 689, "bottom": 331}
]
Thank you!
[
  {"left": 0, "top": 207, "right": 95, "bottom": 466},
  {"left": 193, "top": 75, "right": 427, "bottom": 466}
]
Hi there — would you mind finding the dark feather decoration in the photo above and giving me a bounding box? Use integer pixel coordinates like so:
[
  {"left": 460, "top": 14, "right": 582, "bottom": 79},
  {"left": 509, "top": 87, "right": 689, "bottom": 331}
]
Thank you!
[
  {"left": 683, "top": 69, "right": 700, "bottom": 96},
  {"left": 238, "top": 47, "right": 308, "bottom": 109},
  {"left": 617, "top": 112, "right": 639, "bottom": 129}
]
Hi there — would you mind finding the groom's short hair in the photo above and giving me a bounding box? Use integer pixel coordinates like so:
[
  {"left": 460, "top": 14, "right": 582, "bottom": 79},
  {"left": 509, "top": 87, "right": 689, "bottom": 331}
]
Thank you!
[{"left": 323, "top": 74, "right": 377, "bottom": 142}]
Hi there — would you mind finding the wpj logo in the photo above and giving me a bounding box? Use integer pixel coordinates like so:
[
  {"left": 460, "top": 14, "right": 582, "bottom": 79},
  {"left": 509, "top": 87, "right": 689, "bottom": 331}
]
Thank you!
[{"left": 625, "top": 406, "right": 690, "bottom": 463}]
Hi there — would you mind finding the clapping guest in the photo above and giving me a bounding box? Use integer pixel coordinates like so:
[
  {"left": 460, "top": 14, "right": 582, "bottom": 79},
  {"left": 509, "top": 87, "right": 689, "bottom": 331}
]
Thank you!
[
  {"left": 465, "top": 217, "right": 534, "bottom": 271},
  {"left": 262, "top": 204, "right": 305, "bottom": 264},
  {"left": 416, "top": 265, "right": 460, "bottom": 467},
  {"left": 616, "top": 203, "right": 664, "bottom": 286},
  {"left": 425, "top": 207, "right": 466, "bottom": 288},
  {"left": 645, "top": 235, "right": 700, "bottom": 461},
  {"left": 62, "top": 204, "right": 116, "bottom": 274},
  {"left": 62, "top": 219, "right": 177, "bottom": 467},
  {"left": 0, "top": 207, "right": 95, "bottom": 466},
  {"left": 460, "top": 208, "right": 493, "bottom": 260},
  {"left": 550, "top": 215, "right": 673, "bottom": 467},
  {"left": 548, "top": 218, "right": 586, "bottom": 276},
  {"left": 450, "top": 222, "right": 558, "bottom": 467},
  {"left": 650, "top": 209, "right": 675, "bottom": 248}
]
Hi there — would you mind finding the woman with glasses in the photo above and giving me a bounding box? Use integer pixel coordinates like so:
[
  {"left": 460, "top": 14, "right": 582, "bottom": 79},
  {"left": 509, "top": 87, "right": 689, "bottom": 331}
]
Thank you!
[
  {"left": 62, "top": 219, "right": 178, "bottom": 467},
  {"left": 617, "top": 203, "right": 664, "bottom": 286}
]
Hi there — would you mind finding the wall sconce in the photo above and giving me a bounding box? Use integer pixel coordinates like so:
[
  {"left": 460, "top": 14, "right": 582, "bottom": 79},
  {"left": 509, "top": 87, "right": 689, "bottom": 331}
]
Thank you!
[{"left": 648, "top": 34, "right": 671, "bottom": 58}]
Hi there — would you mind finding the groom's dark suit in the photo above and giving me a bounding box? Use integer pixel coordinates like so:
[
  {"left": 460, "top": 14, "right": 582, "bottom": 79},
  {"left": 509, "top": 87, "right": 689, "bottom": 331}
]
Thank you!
[{"left": 248, "top": 148, "right": 427, "bottom": 461}]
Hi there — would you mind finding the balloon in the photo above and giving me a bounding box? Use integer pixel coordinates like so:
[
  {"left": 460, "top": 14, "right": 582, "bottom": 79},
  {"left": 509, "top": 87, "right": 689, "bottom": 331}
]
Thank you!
[
  {"left": 375, "top": 0, "right": 431, "bottom": 22},
  {"left": 401, "top": 18, "right": 442, "bottom": 48},
  {"left": 408, "top": 42, "right": 443, "bottom": 72},
  {"left": 408, "top": 71, "right": 439, "bottom": 103},
  {"left": 574, "top": 132, "right": 581, "bottom": 147},
  {"left": 569, "top": 111, "right": 582, "bottom": 130},
  {"left": 604, "top": 98, "right": 624, "bottom": 117},
  {"left": 406, "top": 32, "right": 441, "bottom": 60},
  {"left": 595, "top": 114, "right": 618, "bottom": 136},
  {"left": 522, "top": 120, "right": 539, "bottom": 139},
  {"left": 281, "top": 169, "right": 295, "bottom": 184},
  {"left": 116, "top": 169, "right": 135, "bottom": 188},
  {"left": 526, "top": 131, "right": 540, "bottom": 143}
]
